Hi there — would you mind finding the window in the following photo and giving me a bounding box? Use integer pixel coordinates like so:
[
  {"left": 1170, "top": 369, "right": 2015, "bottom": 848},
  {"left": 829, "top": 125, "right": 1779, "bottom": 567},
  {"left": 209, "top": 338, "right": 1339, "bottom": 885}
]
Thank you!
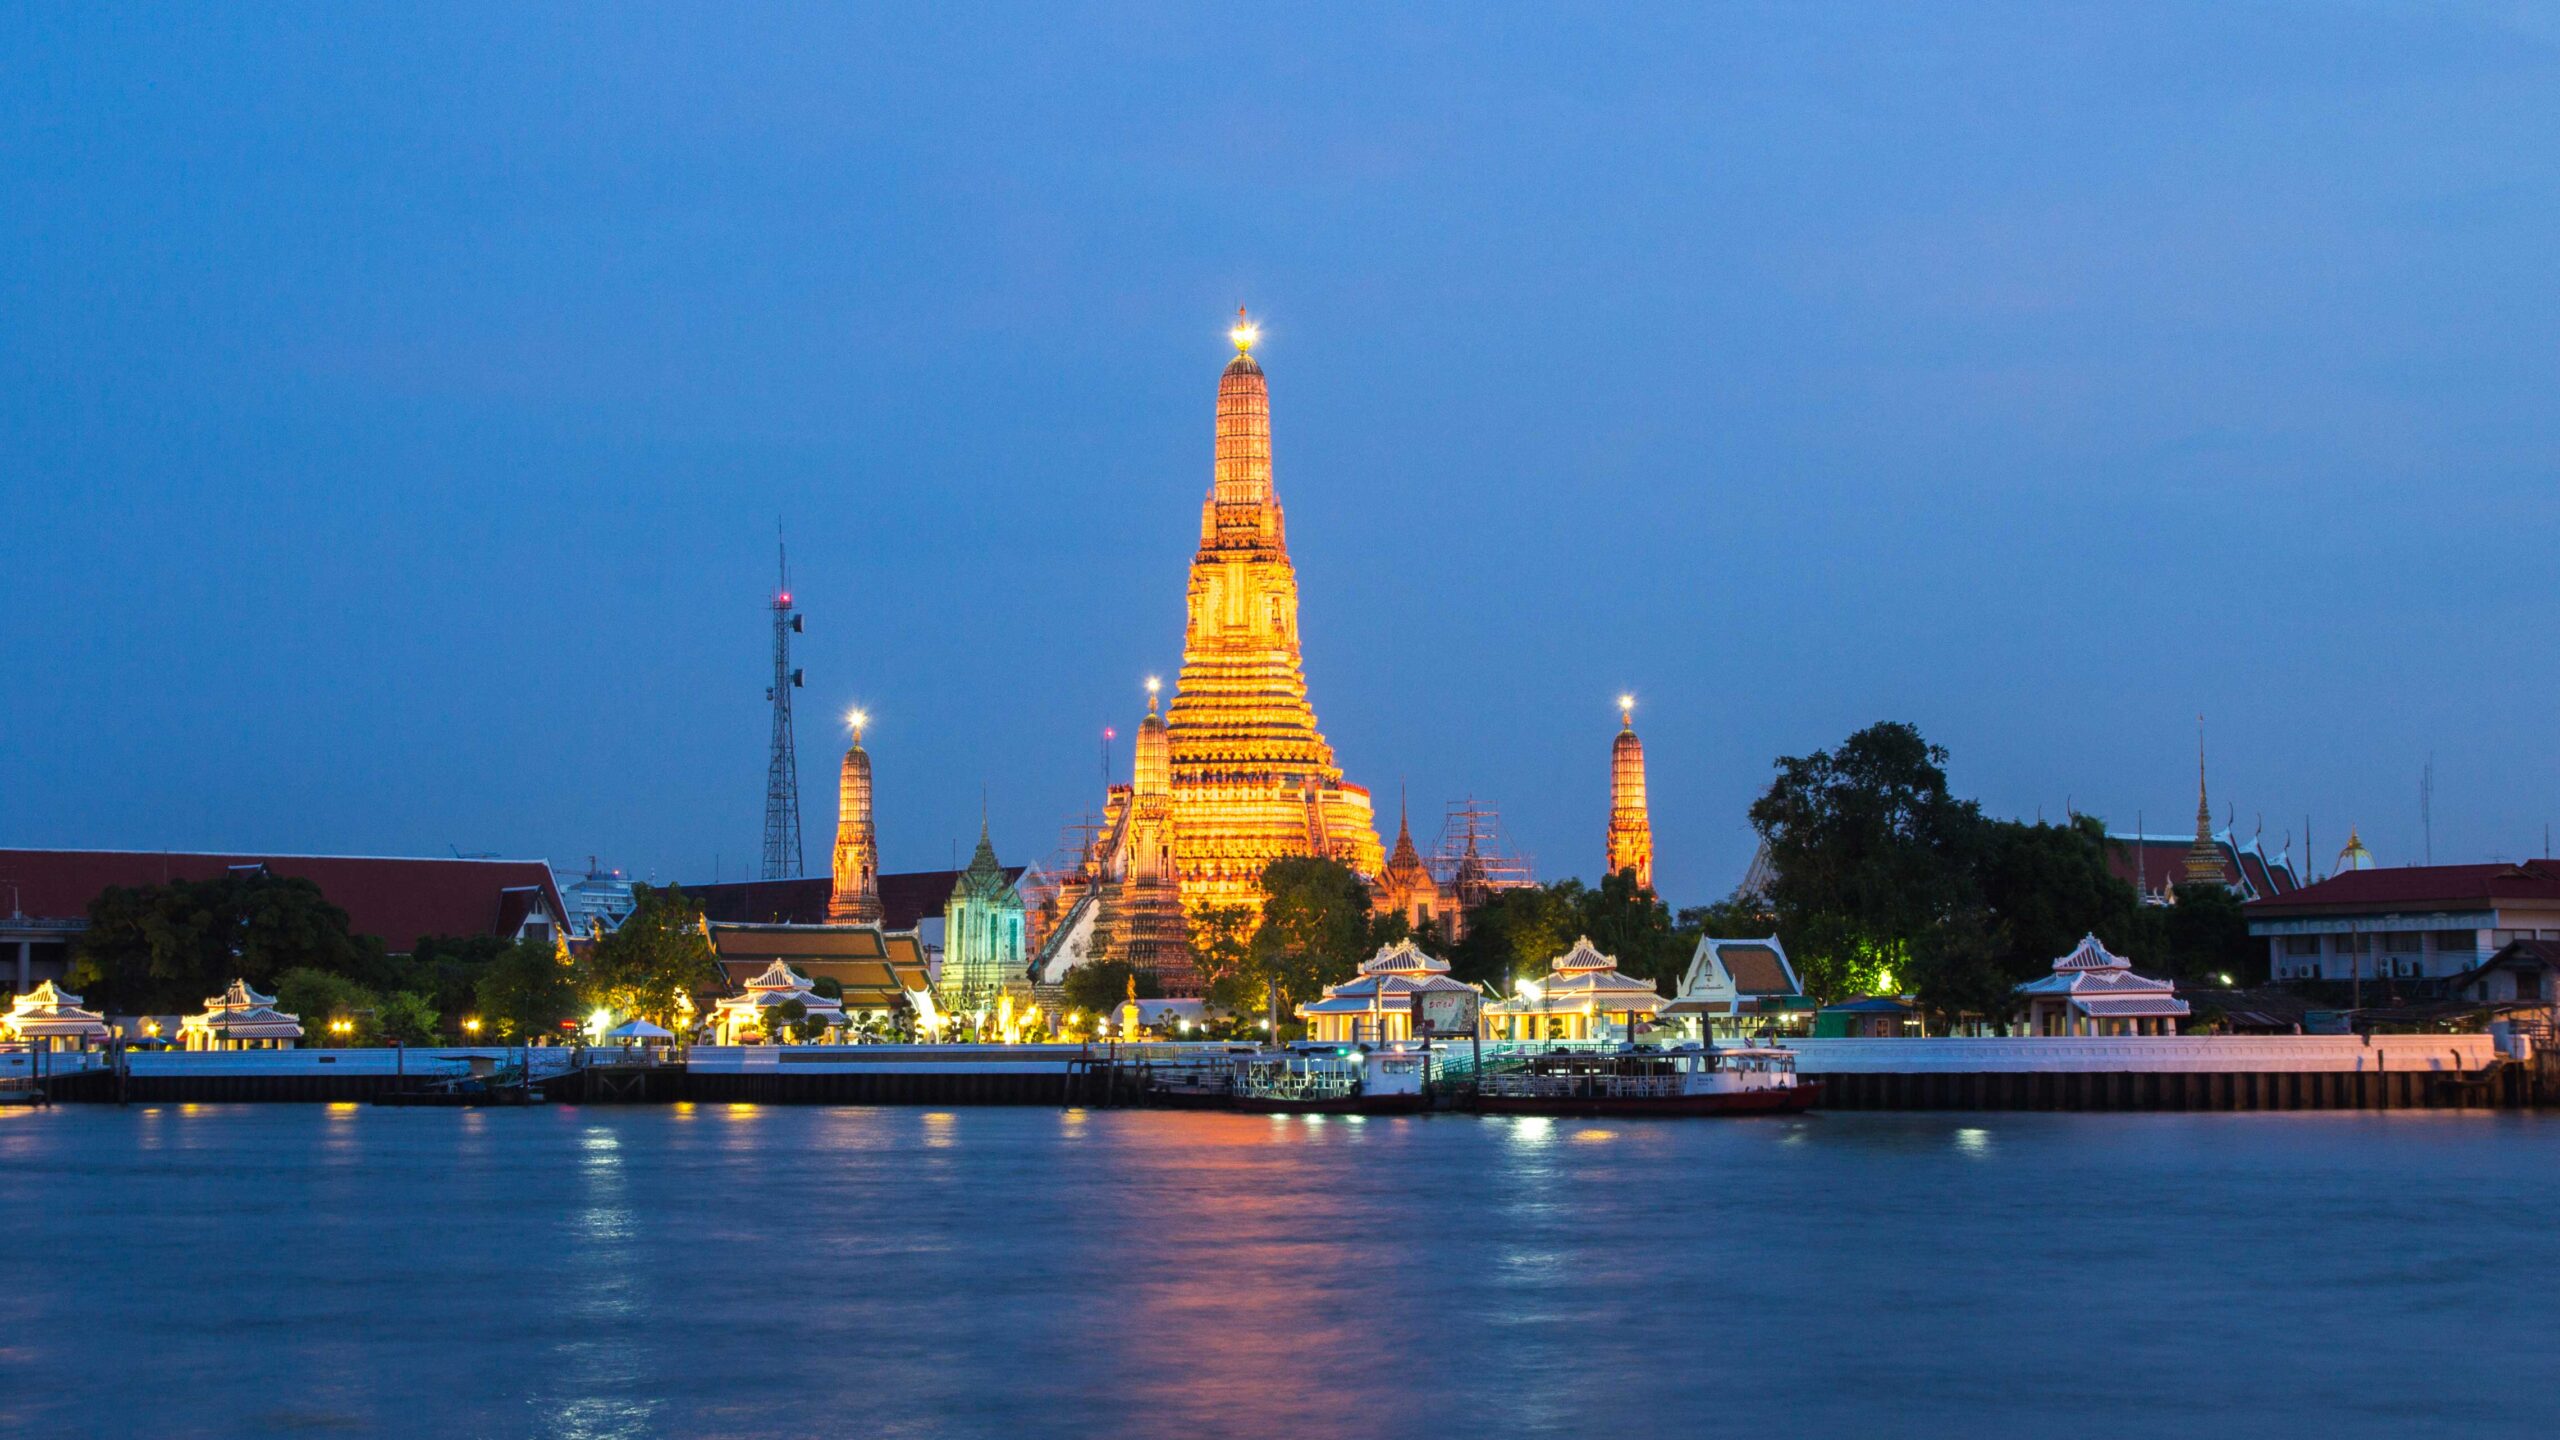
[
  {"left": 2381, "top": 931, "right": 2423, "bottom": 954},
  {"left": 2435, "top": 931, "right": 2476, "bottom": 955},
  {"left": 2283, "top": 936, "right": 2320, "bottom": 957}
]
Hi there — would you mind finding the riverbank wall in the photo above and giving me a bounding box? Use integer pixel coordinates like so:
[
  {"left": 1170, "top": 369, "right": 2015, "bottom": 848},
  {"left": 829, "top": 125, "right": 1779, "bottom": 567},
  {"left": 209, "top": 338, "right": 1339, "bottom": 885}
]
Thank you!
[
  {"left": 1784, "top": 1036, "right": 2525, "bottom": 1110},
  {"left": 7, "top": 1035, "right": 2533, "bottom": 1109}
]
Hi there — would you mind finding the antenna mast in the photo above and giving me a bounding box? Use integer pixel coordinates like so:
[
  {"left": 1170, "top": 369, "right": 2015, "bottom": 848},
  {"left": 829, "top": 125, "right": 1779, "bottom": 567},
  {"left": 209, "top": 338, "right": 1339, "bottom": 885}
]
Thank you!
[{"left": 761, "top": 534, "right": 807, "bottom": 878}]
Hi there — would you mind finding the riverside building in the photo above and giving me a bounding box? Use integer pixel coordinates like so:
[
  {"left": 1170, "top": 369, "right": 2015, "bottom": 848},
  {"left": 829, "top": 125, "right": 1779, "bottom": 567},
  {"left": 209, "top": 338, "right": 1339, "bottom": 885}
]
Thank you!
[
  {"left": 1296, "top": 940, "right": 1480, "bottom": 1044},
  {"left": 1484, "top": 937, "right": 1667, "bottom": 1042}
]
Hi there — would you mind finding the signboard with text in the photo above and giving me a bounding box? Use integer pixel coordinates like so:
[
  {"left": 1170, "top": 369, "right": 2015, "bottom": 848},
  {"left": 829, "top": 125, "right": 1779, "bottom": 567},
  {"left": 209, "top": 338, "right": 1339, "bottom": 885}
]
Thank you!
[{"left": 1414, "top": 989, "right": 1480, "bottom": 1038}]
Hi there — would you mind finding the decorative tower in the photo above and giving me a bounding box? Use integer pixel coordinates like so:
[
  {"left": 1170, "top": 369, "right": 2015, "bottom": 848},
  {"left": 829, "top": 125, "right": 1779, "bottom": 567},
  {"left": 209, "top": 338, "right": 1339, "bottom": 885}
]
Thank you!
[
  {"left": 1114, "top": 679, "right": 1201, "bottom": 994},
  {"left": 940, "top": 819, "right": 1026, "bottom": 1011},
  {"left": 827, "top": 712, "right": 882, "bottom": 925},
  {"left": 1163, "top": 311, "right": 1383, "bottom": 911},
  {"left": 1371, "top": 789, "right": 1446, "bottom": 936},
  {"left": 1606, "top": 694, "right": 1654, "bottom": 890},
  {"left": 761, "top": 539, "right": 807, "bottom": 879},
  {"left": 2183, "top": 719, "right": 2223, "bottom": 889}
]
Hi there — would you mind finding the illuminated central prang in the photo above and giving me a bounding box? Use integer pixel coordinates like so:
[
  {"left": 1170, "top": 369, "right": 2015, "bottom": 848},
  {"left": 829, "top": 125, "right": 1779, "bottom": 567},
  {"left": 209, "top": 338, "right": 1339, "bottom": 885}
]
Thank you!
[{"left": 1163, "top": 315, "right": 1383, "bottom": 911}]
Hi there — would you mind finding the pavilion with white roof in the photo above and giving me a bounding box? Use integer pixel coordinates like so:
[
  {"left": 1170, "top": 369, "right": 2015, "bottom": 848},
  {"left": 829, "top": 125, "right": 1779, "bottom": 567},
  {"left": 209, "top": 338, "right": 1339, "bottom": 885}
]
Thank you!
[
  {"left": 1482, "top": 936, "right": 1666, "bottom": 1042},
  {"left": 3, "top": 981, "right": 113, "bottom": 1050},
  {"left": 1297, "top": 940, "right": 1481, "bottom": 1044},
  {"left": 2016, "top": 934, "right": 2190, "bottom": 1036},
  {"left": 708, "top": 959, "right": 847, "bottom": 1045},
  {"left": 178, "top": 980, "right": 305, "bottom": 1050}
]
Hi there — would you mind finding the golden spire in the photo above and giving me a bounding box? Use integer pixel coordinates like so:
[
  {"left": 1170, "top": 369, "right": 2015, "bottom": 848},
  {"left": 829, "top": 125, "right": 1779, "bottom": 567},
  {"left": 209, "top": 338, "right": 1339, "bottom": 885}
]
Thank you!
[
  {"left": 1229, "top": 306, "right": 1258, "bottom": 354},
  {"left": 1607, "top": 695, "right": 1653, "bottom": 890},
  {"left": 828, "top": 710, "right": 881, "bottom": 925},
  {"left": 1163, "top": 318, "right": 1382, "bottom": 912},
  {"left": 2183, "top": 715, "right": 2223, "bottom": 889}
]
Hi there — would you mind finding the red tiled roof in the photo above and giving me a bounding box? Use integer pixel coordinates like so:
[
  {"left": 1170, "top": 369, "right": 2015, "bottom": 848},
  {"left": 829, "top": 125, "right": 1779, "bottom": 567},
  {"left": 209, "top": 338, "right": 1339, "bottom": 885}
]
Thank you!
[
  {"left": 2245, "top": 859, "right": 2560, "bottom": 916},
  {"left": 2104, "top": 835, "right": 2298, "bottom": 899},
  {"left": 0, "top": 849, "right": 565, "bottom": 954}
]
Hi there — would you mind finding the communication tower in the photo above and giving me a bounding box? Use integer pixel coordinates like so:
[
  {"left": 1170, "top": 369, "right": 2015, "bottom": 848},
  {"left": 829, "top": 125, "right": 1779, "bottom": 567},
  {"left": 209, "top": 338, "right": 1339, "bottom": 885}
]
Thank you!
[{"left": 761, "top": 538, "right": 807, "bottom": 879}]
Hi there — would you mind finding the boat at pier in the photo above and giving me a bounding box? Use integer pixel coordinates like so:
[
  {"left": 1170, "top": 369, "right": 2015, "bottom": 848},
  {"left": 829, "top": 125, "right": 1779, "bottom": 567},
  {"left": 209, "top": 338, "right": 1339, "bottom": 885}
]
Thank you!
[
  {"left": 1225, "top": 1045, "right": 1432, "bottom": 1115},
  {"left": 372, "top": 1055, "right": 548, "bottom": 1107},
  {"left": 1473, "top": 1043, "right": 1819, "bottom": 1117}
]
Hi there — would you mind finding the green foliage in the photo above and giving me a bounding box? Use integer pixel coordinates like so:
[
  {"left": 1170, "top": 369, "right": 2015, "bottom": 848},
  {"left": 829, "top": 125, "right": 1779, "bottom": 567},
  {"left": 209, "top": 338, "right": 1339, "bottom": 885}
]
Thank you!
[
  {"left": 579, "top": 884, "right": 720, "bottom": 1028},
  {"left": 1743, "top": 722, "right": 2218, "bottom": 1028},
  {"left": 1061, "top": 958, "right": 1160, "bottom": 1017},
  {"left": 474, "top": 937, "right": 579, "bottom": 1041},
  {"left": 405, "top": 934, "right": 510, "bottom": 1032},
  {"left": 1447, "top": 882, "right": 1582, "bottom": 991},
  {"left": 377, "top": 990, "right": 440, "bottom": 1045},
  {"left": 760, "top": 996, "right": 808, "bottom": 1043},
  {"left": 274, "top": 967, "right": 384, "bottom": 1044},
  {"left": 1234, "top": 857, "right": 1380, "bottom": 1031},
  {"left": 1750, "top": 721, "right": 1982, "bottom": 1005},
  {"left": 1576, "top": 869, "right": 1685, "bottom": 989},
  {"left": 68, "top": 873, "right": 388, "bottom": 1014},
  {"left": 1189, "top": 904, "right": 1257, "bottom": 1001},
  {"left": 2156, "top": 883, "right": 2258, "bottom": 984}
]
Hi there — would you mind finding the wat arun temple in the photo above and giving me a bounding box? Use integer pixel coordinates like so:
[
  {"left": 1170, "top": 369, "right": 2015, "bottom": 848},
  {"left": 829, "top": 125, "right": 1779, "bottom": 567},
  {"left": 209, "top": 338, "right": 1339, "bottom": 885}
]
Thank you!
[
  {"left": 1165, "top": 316, "right": 1386, "bottom": 905},
  {"left": 1033, "top": 314, "right": 1392, "bottom": 995},
  {"left": 1002, "top": 314, "right": 1649, "bottom": 1000}
]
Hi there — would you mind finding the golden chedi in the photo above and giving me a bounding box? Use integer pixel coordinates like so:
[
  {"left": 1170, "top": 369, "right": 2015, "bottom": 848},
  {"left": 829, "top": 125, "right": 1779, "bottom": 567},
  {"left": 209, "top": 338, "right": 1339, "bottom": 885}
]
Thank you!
[
  {"left": 826, "top": 711, "right": 882, "bottom": 924},
  {"left": 1606, "top": 695, "right": 1653, "bottom": 890},
  {"left": 1163, "top": 312, "right": 1384, "bottom": 912}
]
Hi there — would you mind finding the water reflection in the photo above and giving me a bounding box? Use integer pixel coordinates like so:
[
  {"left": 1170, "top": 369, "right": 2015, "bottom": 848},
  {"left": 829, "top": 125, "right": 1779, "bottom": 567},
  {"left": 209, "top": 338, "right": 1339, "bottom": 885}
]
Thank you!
[{"left": 0, "top": 1108, "right": 2551, "bottom": 1439}]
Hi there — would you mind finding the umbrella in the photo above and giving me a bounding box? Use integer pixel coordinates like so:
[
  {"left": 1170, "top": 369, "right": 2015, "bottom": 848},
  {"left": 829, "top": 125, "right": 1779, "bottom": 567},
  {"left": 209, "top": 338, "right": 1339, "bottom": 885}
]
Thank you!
[{"left": 603, "top": 1019, "right": 674, "bottom": 1041}]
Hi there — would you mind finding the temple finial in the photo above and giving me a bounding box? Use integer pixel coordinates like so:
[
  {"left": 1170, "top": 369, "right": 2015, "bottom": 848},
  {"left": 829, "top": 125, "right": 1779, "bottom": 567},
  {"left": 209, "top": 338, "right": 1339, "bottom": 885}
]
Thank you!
[{"left": 1229, "top": 306, "right": 1258, "bottom": 354}]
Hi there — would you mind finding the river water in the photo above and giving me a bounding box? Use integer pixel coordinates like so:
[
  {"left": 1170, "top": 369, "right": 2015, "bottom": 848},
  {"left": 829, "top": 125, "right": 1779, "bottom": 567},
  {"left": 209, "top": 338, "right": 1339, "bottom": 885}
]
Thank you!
[{"left": 2, "top": 1103, "right": 2552, "bottom": 1439}]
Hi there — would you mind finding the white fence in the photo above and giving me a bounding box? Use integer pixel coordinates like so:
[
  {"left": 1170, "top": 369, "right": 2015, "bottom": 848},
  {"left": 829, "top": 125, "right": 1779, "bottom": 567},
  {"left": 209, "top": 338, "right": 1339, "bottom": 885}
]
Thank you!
[{"left": 1775, "top": 1035, "right": 2505, "bottom": 1075}]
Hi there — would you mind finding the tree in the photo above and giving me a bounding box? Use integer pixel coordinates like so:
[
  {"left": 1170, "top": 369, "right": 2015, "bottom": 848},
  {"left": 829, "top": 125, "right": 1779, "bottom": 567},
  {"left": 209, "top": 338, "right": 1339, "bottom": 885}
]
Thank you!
[
  {"left": 68, "top": 872, "right": 388, "bottom": 1014},
  {"left": 1576, "top": 870, "right": 1684, "bottom": 989},
  {"left": 2158, "top": 883, "right": 2258, "bottom": 984},
  {"left": 1237, "top": 857, "right": 1376, "bottom": 1030},
  {"left": 404, "top": 934, "right": 510, "bottom": 1032},
  {"left": 1062, "top": 958, "right": 1160, "bottom": 1017},
  {"left": 579, "top": 884, "right": 720, "bottom": 1029},
  {"left": 1182, "top": 901, "right": 1254, "bottom": 994},
  {"left": 1911, "top": 816, "right": 2154, "bottom": 1026},
  {"left": 474, "top": 937, "right": 579, "bottom": 1041},
  {"left": 275, "top": 967, "right": 384, "bottom": 1044},
  {"left": 1448, "top": 883, "right": 1583, "bottom": 992},
  {"left": 760, "top": 997, "right": 807, "bottom": 1044},
  {"left": 377, "top": 990, "right": 441, "bottom": 1046},
  {"left": 1749, "top": 722, "right": 1981, "bottom": 1003}
]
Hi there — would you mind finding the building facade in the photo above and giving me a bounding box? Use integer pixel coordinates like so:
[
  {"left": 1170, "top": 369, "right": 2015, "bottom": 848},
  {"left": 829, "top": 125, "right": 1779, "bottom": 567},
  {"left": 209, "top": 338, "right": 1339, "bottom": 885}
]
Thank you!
[
  {"left": 938, "top": 824, "right": 1027, "bottom": 1011},
  {"left": 2245, "top": 860, "right": 2560, "bottom": 983}
]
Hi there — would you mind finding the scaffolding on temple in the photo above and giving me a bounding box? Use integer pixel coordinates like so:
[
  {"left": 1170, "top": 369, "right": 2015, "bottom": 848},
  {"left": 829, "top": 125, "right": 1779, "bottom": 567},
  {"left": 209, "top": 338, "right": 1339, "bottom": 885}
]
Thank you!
[{"left": 1428, "top": 797, "right": 1536, "bottom": 894}]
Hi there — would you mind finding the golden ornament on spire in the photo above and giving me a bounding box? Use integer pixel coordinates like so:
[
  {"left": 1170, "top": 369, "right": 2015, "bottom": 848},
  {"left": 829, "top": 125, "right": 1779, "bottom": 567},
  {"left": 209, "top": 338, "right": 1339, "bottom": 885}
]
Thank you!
[{"left": 1229, "top": 306, "right": 1258, "bottom": 354}]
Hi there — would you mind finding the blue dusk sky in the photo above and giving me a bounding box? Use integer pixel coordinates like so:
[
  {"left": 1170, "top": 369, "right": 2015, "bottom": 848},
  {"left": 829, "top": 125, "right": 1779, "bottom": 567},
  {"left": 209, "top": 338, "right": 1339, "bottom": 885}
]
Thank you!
[{"left": 4, "top": 4, "right": 2557, "bottom": 903}]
